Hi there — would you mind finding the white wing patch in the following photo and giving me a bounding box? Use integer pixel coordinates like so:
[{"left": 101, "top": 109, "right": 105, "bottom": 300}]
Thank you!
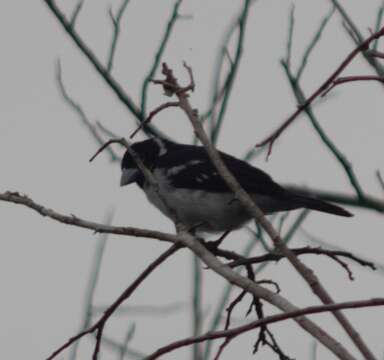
[
  {"left": 167, "top": 164, "right": 187, "bottom": 175},
  {"left": 166, "top": 159, "right": 203, "bottom": 176},
  {"left": 153, "top": 137, "right": 167, "bottom": 156},
  {"left": 187, "top": 160, "right": 203, "bottom": 166}
]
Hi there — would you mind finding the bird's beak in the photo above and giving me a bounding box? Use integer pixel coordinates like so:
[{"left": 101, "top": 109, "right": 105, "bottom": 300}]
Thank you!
[{"left": 120, "top": 168, "right": 140, "bottom": 186}]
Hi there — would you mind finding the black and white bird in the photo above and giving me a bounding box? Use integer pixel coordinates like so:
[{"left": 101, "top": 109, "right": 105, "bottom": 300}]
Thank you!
[{"left": 120, "top": 138, "right": 352, "bottom": 233}]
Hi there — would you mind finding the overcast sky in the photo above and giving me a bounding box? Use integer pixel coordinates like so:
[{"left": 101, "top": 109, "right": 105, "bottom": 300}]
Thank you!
[{"left": 1, "top": 1, "right": 384, "bottom": 359}]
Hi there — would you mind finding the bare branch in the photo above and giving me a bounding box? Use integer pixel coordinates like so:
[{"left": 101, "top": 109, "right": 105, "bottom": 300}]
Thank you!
[
  {"left": 322, "top": 75, "right": 384, "bottom": 96},
  {"left": 377, "top": 170, "right": 384, "bottom": 193},
  {"left": 56, "top": 60, "right": 119, "bottom": 162},
  {"left": 281, "top": 60, "right": 366, "bottom": 200},
  {"left": 373, "top": 1, "right": 384, "bottom": 50},
  {"left": 203, "top": 236, "right": 259, "bottom": 360},
  {"left": 107, "top": 0, "right": 131, "bottom": 73},
  {"left": 92, "top": 302, "right": 186, "bottom": 316},
  {"left": 44, "top": 1, "right": 140, "bottom": 117},
  {"left": 140, "top": 0, "right": 183, "bottom": 116},
  {"left": 285, "top": 186, "right": 384, "bottom": 213},
  {"left": 152, "top": 63, "right": 358, "bottom": 360},
  {"left": 44, "top": 0, "right": 166, "bottom": 139},
  {"left": 101, "top": 336, "right": 145, "bottom": 359},
  {"left": 69, "top": 210, "right": 113, "bottom": 360},
  {"left": 229, "top": 246, "right": 376, "bottom": 278},
  {"left": 331, "top": 0, "right": 384, "bottom": 77},
  {"left": 119, "top": 324, "right": 137, "bottom": 360},
  {"left": 0, "top": 191, "right": 178, "bottom": 243},
  {"left": 285, "top": 4, "right": 295, "bottom": 69},
  {"left": 367, "top": 49, "right": 384, "bottom": 59},
  {"left": 210, "top": 0, "right": 254, "bottom": 145},
  {"left": 175, "top": 62, "right": 373, "bottom": 359},
  {"left": 95, "top": 121, "right": 120, "bottom": 139},
  {"left": 47, "top": 243, "right": 180, "bottom": 360},
  {"left": 0, "top": 194, "right": 353, "bottom": 359},
  {"left": 145, "top": 298, "right": 384, "bottom": 360},
  {"left": 296, "top": 6, "right": 335, "bottom": 81},
  {"left": 257, "top": 25, "right": 384, "bottom": 157},
  {"left": 69, "top": 0, "right": 84, "bottom": 28},
  {"left": 192, "top": 255, "right": 203, "bottom": 360},
  {"left": 130, "top": 101, "right": 180, "bottom": 139}
]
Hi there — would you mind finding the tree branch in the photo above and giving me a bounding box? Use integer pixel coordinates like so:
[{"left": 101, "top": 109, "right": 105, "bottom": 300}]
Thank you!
[
  {"left": 43, "top": 0, "right": 165, "bottom": 138},
  {"left": 107, "top": 0, "right": 132, "bottom": 73},
  {"left": 210, "top": 0, "right": 254, "bottom": 145},
  {"left": 151, "top": 62, "right": 359, "bottom": 360},
  {"left": 145, "top": 298, "right": 384, "bottom": 360},
  {"left": 69, "top": 211, "right": 112, "bottom": 360},
  {"left": 257, "top": 25, "right": 384, "bottom": 157},
  {"left": 330, "top": 0, "right": 384, "bottom": 77},
  {"left": 281, "top": 60, "right": 366, "bottom": 200},
  {"left": 229, "top": 246, "right": 376, "bottom": 279},
  {"left": 140, "top": 0, "right": 183, "bottom": 117},
  {"left": 55, "top": 59, "right": 119, "bottom": 162},
  {"left": 284, "top": 186, "right": 384, "bottom": 214},
  {"left": 47, "top": 243, "right": 180, "bottom": 359},
  {"left": 0, "top": 191, "right": 178, "bottom": 243}
]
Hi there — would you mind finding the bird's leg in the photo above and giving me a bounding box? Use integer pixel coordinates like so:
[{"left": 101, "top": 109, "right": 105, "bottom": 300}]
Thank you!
[{"left": 187, "top": 221, "right": 207, "bottom": 234}]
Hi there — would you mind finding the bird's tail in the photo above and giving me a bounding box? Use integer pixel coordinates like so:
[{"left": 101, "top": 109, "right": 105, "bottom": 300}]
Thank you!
[{"left": 288, "top": 192, "right": 353, "bottom": 217}]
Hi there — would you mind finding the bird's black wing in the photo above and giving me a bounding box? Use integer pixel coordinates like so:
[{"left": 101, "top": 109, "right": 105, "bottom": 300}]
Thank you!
[{"left": 156, "top": 146, "right": 286, "bottom": 196}]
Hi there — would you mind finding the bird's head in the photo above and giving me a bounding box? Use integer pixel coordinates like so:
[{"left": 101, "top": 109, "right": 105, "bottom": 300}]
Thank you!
[{"left": 120, "top": 138, "right": 170, "bottom": 187}]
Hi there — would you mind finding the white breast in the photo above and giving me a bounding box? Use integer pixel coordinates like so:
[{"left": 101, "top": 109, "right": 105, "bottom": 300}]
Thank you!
[{"left": 142, "top": 169, "right": 251, "bottom": 233}]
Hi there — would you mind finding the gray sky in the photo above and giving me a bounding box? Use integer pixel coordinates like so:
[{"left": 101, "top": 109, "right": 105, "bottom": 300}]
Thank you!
[{"left": 1, "top": 1, "right": 384, "bottom": 359}]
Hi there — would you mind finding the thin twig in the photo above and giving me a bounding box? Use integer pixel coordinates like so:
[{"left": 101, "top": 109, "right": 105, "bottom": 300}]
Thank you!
[
  {"left": 373, "top": 1, "right": 384, "bottom": 50},
  {"left": 281, "top": 60, "right": 366, "bottom": 200},
  {"left": 0, "top": 191, "right": 178, "bottom": 243},
  {"left": 92, "top": 302, "right": 186, "bottom": 316},
  {"left": 213, "top": 336, "right": 232, "bottom": 360},
  {"left": 228, "top": 246, "right": 376, "bottom": 277},
  {"left": 285, "top": 4, "right": 295, "bottom": 69},
  {"left": 130, "top": 101, "right": 180, "bottom": 139},
  {"left": 367, "top": 49, "right": 384, "bottom": 59},
  {"left": 377, "top": 170, "right": 384, "bottom": 193},
  {"left": 95, "top": 121, "right": 120, "bottom": 139},
  {"left": 205, "top": 11, "right": 238, "bottom": 142},
  {"left": 140, "top": 0, "right": 183, "bottom": 116},
  {"left": 296, "top": 6, "right": 335, "bottom": 81},
  {"left": 0, "top": 199, "right": 353, "bottom": 359},
  {"left": 170, "top": 63, "right": 369, "bottom": 356},
  {"left": 101, "top": 336, "right": 145, "bottom": 359},
  {"left": 47, "top": 243, "right": 181, "bottom": 360},
  {"left": 152, "top": 63, "right": 357, "bottom": 360},
  {"left": 119, "top": 324, "right": 137, "bottom": 360},
  {"left": 145, "top": 298, "right": 384, "bottom": 360},
  {"left": 285, "top": 186, "right": 384, "bottom": 213},
  {"left": 69, "top": 210, "right": 113, "bottom": 360},
  {"left": 301, "top": 228, "right": 384, "bottom": 275},
  {"left": 55, "top": 60, "right": 119, "bottom": 162},
  {"left": 107, "top": 0, "right": 132, "bottom": 73},
  {"left": 203, "top": 237, "right": 258, "bottom": 360},
  {"left": 257, "top": 25, "right": 384, "bottom": 157},
  {"left": 211, "top": 0, "right": 254, "bottom": 145},
  {"left": 322, "top": 75, "right": 384, "bottom": 97},
  {"left": 44, "top": 0, "right": 165, "bottom": 138},
  {"left": 69, "top": 0, "right": 84, "bottom": 28},
  {"left": 192, "top": 255, "right": 203, "bottom": 360},
  {"left": 331, "top": 0, "right": 384, "bottom": 76}
]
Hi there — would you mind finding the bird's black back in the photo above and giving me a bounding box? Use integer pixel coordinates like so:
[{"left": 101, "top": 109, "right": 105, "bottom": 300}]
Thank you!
[{"left": 156, "top": 144, "right": 286, "bottom": 196}]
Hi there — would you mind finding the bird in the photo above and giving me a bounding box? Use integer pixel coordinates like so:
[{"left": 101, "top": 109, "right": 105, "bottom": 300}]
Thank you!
[{"left": 120, "top": 137, "right": 352, "bottom": 234}]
